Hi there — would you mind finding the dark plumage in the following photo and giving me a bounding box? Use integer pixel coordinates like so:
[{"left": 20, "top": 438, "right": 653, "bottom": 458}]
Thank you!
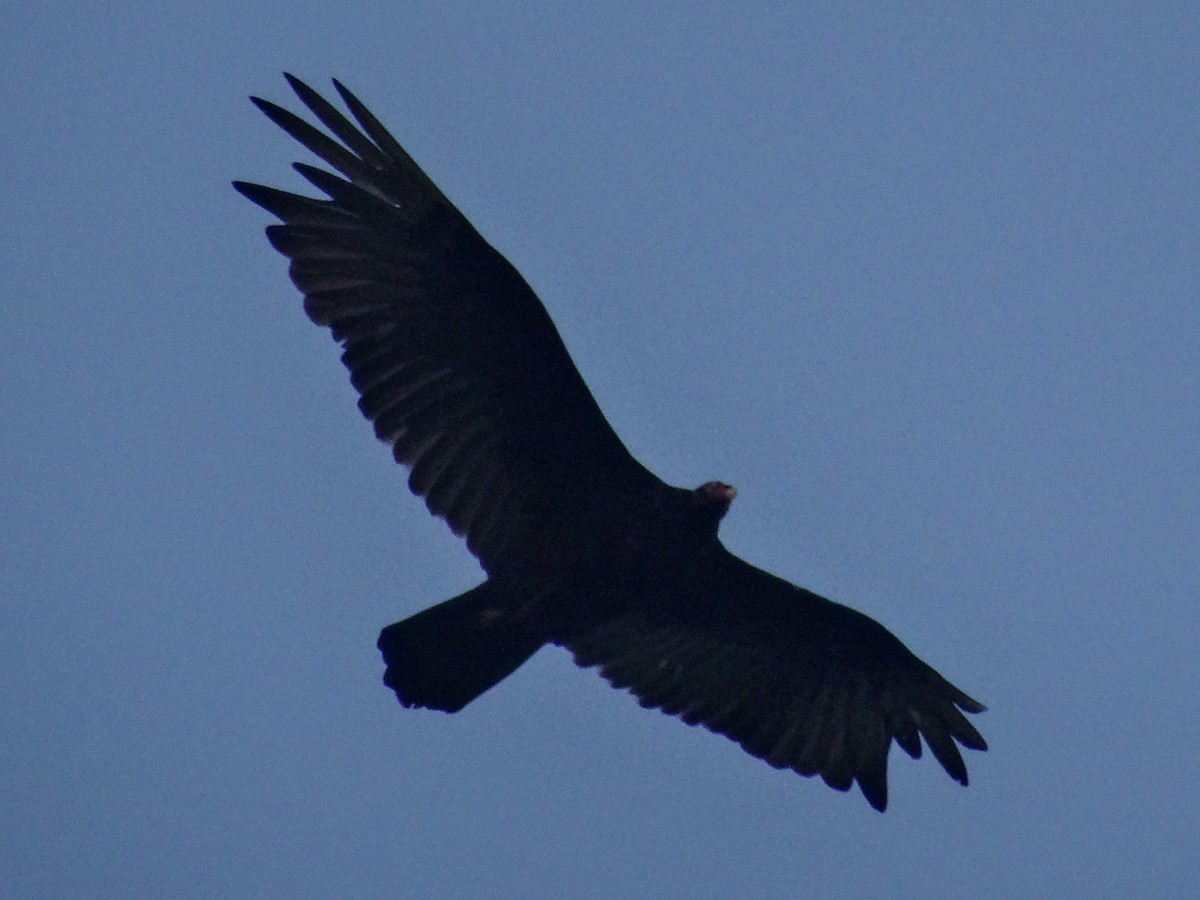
[{"left": 235, "top": 74, "right": 987, "bottom": 811}]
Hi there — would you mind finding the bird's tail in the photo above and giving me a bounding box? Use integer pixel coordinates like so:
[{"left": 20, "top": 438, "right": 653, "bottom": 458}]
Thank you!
[{"left": 378, "top": 581, "right": 545, "bottom": 712}]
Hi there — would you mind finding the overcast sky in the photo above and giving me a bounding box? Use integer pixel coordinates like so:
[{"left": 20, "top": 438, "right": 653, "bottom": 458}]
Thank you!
[{"left": 3, "top": 3, "right": 1198, "bottom": 898}]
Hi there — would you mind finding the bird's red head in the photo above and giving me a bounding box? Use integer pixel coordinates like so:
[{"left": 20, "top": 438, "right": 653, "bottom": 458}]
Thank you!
[{"left": 692, "top": 480, "right": 737, "bottom": 520}]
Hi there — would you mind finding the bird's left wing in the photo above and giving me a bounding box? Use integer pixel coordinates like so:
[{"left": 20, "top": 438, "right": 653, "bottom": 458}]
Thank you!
[{"left": 564, "top": 550, "right": 987, "bottom": 811}]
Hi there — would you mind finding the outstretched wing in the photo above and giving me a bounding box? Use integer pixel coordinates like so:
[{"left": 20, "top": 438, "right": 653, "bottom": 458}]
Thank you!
[
  {"left": 235, "top": 75, "right": 663, "bottom": 574},
  {"left": 564, "top": 551, "right": 987, "bottom": 811}
]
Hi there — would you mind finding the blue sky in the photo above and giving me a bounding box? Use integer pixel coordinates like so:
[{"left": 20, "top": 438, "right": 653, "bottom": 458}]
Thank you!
[{"left": 3, "top": 3, "right": 1198, "bottom": 898}]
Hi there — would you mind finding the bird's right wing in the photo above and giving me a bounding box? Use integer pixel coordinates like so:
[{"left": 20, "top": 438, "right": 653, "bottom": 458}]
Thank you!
[
  {"left": 234, "top": 75, "right": 665, "bottom": 574},
  {"left": 564, "top": 551, "right": 987, "bottom": 811}
]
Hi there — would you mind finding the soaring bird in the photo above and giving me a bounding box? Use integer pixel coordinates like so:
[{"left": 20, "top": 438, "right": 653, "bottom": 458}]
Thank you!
[{"left": 235, "top": 74, "right": 987, "bottom": 811}]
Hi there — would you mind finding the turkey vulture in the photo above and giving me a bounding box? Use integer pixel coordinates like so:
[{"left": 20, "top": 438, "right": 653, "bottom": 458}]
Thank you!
[{"left": 234, "top": 74, "right": 987, "bottom": 812}]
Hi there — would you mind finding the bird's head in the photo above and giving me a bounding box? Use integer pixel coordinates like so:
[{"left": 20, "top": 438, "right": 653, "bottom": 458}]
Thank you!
[{"left": 691, "top": 480, "right": 737, "bottom": 525}]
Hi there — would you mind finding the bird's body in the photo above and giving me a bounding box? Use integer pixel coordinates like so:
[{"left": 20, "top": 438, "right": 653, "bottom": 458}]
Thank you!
[{"left": 235, "top": 74, "right": 987, "bottom": 811}]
